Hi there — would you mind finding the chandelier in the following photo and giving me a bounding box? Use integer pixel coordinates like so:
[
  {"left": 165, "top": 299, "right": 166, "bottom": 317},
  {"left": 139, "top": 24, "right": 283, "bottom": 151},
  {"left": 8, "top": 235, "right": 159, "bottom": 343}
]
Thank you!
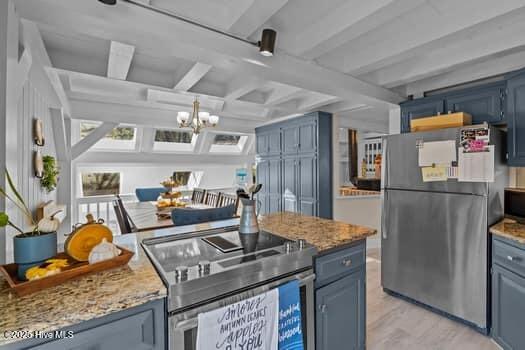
[{"left": 176, "top": 97, "right": 219, "bottom": 134}]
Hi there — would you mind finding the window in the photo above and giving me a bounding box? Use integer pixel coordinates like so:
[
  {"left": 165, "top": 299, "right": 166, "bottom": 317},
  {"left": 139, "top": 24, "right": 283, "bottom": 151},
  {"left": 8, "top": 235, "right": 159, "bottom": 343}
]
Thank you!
[
  {"left": 153, "top": 129, "right": 196, "bottom": 152},
  {"left": 80, "top": 122, "right": 135, "bottom": 140},
  {"left": 79, "top": 122, "right": 137, "bottom": 150},
  {"left": 155, "top": 130, "right": 193, "bottom": 143},
  {"left": 81, "top": 172, "right": 121, "bottom": 197},
  {"left": 213, "top": 134, "right": 241, "bottom": 145},
  {"left": 209, "top": 133, "right": 249, "bottom": 153},
  {"left": 363, "top": 137, "right": 382, "bottom": 177},
  {"left": 172, "top": 171, "right": 192, "bottom": 186}
]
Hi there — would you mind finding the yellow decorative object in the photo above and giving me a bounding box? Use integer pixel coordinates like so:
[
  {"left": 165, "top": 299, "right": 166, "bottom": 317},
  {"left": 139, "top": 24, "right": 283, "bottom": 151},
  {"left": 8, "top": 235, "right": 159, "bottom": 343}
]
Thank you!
[
  {"left": 65, "top": 214, "right": 113, "bottom": 262},
  {"left": 25, "top": 259, "right": 69, "bottom": 281}
]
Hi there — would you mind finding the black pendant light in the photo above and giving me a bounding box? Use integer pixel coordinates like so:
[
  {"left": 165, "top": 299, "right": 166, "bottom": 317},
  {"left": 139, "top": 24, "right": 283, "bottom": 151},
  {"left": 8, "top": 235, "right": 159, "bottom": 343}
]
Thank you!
[
  {"left": 98, "top": 0, "right": 117, "bottom": 5},
  {"left": 259, "top": 29, "right": 276, "bottom": 57}
]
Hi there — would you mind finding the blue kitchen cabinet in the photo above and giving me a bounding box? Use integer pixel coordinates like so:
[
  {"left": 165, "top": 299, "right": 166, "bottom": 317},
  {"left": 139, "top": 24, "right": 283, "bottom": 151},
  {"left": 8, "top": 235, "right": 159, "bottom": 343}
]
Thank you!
[
  {"left": 507, "top": 73, "right": 525, "bottom": 166},
  {"left": 256, "top": 128, "right": 281, "bottom": 157},
  {"left": 445, "top": 82, "right": 506, "bottom": 125},
  {"left": 282, "top": 156, "right": 298, "bottom": 213},
  {"left": 315, "top": 241, "right": 366, "bottom": 350},
  {"left": 400, "top": 99, "right": 445, "bottom": 133},
  {"left": 400, "top": 81, "right": 507, "bottom": 133},
  {"left": 255, "top": 112, "right": 332, "bottom": 219},
  {"left": 298, "top": 154, "right": 317, "bottom": 217},
  {"left": 1, "top": 298, "right": 166, "bottom": 350},
  {"left": 492, "top": 236, "right": 525, "bottom": 350}
]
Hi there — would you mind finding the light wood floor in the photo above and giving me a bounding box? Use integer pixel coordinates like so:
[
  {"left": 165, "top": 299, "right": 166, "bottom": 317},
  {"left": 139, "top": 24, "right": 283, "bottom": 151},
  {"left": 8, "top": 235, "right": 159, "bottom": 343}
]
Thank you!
[{"left": 366, "top": 249, "right": 501, "bottom": 350}]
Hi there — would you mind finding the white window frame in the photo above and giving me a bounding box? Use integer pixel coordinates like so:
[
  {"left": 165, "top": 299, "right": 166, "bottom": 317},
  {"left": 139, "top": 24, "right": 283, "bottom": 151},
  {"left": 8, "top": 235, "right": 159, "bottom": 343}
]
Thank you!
[
  {"left": 152, "top": 128, "right": 197, "bottom": 152},
  {"left": 76, "top": 120, "right": 138, "bottom": 152},
  {"left": 209, "top": 133, "right": 249, "bottom": 154}
]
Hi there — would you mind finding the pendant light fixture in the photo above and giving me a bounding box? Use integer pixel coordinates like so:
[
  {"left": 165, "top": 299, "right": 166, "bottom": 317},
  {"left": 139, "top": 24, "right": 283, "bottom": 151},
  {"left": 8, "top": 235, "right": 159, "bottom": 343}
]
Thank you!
[
  {"left": 176, "top": 97, "right": 219, "bottom": 134},
  {"left": 258, "top": 29, "right": 277, "bottom": 57},
  {"left": 98, "top": 0, "right": 117, "bottom": 5}
]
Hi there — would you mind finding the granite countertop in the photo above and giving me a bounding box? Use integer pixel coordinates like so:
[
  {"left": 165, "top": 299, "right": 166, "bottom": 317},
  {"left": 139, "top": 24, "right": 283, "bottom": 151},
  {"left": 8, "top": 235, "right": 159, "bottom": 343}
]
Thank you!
[
  {"left": 0, "top": 231, "right": 166, "bottom": 347},
  {"left": 259, "top": 212, "right": 377, "bottom": 253},
  {"left": 490, "top": 218, "right": 525, "bottom": 244}
]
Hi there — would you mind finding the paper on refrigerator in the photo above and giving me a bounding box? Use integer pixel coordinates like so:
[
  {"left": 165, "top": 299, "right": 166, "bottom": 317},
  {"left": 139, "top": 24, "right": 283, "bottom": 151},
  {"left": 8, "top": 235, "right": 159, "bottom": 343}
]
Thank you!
[
  {"left": 418, "top": 140, "right": 457, "bottom": 167},
  {"left": 458, "top": 146, "right": 495, "bottom": 182},
  {"left": 421, "top": 166, "right": 448, "bottom": 182}
]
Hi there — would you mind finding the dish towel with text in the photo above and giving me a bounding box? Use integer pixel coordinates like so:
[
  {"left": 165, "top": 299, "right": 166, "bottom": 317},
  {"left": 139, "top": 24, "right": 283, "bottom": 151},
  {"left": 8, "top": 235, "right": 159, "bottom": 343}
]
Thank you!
[
  {"left": 278, "top": 280, "right": 304, "bottom": 350},
  {"left": 196, "top": 288, "right": 279, "bottom": 350}
]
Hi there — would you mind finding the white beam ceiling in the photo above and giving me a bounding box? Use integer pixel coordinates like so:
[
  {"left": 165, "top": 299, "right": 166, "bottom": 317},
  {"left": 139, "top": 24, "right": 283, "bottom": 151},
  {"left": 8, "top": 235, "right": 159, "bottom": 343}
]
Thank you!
[
  {"left": 107, "top": 40, "right": 135, "bottom": 80},
  {"left": 173, "top": 62, "right": 212, "bottom": 91},
  {"left": 16, "top": 0, "right": 525, "bottom": 132},
  {"left": 318, "top": 0, "right": 525, "bottom": 76},
  {"left": 229, "top": 0, "right": 289, "bottom": 38},
  {"left": 359, "top": 7, "right": 525, "bottom": 88},
  {"left": 300, "top": 0, "right": 425, "bottom": 60},
  {"left": 279, "top": 0, "right": 397, "bottom": 57},
  {"left": 15, "top": 0, "right": 403, "bottom": 106}
]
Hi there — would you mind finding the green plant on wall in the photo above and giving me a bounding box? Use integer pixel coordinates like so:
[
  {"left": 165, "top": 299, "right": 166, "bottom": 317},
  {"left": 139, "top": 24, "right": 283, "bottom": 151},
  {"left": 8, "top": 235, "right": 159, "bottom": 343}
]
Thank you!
[{"left": 41, "top": 155, "right": 59, "bottom": 193}]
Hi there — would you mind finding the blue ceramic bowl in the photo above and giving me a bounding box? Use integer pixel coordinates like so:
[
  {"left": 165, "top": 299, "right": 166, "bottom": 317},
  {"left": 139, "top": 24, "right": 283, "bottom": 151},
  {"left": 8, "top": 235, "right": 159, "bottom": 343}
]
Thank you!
[{"left": 13, "top": 232, "right": 57, "bottom": 280}]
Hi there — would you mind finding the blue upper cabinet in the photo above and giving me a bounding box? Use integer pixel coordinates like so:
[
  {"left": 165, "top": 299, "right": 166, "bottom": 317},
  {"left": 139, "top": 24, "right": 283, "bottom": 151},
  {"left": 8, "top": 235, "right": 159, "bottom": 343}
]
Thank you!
[
  {"left": 400, "top": 81, "right": 507, "bottom": 133},
  {"left": 400, "top": 99, "right": 444, "bottom": 133},
  {"left": 507, "top": 72, "right": 525, "bottom": 166},
  {"left": 445, "top": 82, "right": 506, "bottom": 125},
  {"left": 256, "top": 128, "right": 281, "bottom": 157}
]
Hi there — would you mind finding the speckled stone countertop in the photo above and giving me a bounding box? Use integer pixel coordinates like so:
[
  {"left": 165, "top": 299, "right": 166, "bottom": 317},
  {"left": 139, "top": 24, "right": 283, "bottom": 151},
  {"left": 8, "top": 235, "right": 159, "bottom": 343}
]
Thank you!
[
  {"left": 259, "top": 212, "right": 377, "bottom": 253},
  {"left": 0, "top": 231, "right": 166, "bottom": 347},
  {"left": 490, "top": 218, "right": 525, "bottom": 244}
]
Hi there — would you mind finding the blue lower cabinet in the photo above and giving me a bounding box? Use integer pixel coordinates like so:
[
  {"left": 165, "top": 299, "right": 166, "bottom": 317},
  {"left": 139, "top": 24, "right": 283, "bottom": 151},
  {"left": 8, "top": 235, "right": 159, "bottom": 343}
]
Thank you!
[
  {"left": 315, "top": 241, "right": 366, "bottom": 350},
  {"left": 315, "top": 269, "right": 366, "bottom": 350},
  {"left": 492, "top": 236, "right": 525, "bottom": 350},
  {"left": 492, "top": 265, "right": 525, "bottom": 350},
  {"left": 1, "top": 298, "right": 166, "bottom": 350}
]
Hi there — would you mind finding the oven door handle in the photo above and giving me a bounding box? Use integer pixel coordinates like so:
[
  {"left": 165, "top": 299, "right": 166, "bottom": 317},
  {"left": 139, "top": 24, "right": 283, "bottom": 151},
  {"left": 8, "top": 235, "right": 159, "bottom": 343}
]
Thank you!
[
  {"left": 297, "top": 272, "right": 315, "bottom": 286},
  {"left": 173, "top": 272, "right": 315, "bottom": 331}
]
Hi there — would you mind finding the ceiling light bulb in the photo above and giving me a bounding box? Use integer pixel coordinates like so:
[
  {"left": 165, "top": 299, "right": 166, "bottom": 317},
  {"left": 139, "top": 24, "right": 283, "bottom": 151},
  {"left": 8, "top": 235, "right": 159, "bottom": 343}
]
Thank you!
[
  {"left": 209, "top": 115, "right": 219, "bottom": 125},
  {"left": 199, "top": 112, "right": 210, "bottom": 122},
  {"left": 177, "top": 111, "right": 190, "bottom": 123}
]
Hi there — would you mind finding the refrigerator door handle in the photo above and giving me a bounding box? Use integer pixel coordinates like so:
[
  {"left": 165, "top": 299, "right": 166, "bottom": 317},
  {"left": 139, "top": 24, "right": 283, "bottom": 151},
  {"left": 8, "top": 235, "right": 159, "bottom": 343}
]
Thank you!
[{"left": 381, "top": 190, "right": 388, "bottom": 240}]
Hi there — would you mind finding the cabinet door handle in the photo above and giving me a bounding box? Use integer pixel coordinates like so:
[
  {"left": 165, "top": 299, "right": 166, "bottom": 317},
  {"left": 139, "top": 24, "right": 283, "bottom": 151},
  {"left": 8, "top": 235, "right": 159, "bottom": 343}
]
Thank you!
[
  {"left": 342, "top": 258, "right": 352, "bottom": 267},
  {"left": 319, "top": 304, "right": 327, "bottom": 313},
  {"left": 507, "top": 255, "right": 522, "bottom": 262}
]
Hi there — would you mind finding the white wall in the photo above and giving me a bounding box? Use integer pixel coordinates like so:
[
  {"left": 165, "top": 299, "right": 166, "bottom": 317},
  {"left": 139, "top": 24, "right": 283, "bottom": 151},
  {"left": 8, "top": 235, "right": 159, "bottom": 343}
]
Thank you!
[
  {"left": 332, "top": 114, "right": 382, "bottom": 248},
  {"left": 1, "top": 2, "right": 65, "bottom": 262},
  {"left": 5, "top": 81, "right": 59, "bottom": 257}
]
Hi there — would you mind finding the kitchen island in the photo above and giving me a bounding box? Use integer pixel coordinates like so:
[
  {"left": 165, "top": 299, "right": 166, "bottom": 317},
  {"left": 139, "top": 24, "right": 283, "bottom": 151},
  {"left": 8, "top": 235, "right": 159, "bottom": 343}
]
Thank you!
[{"left": 0, "top": 213, "right": 375, "bottom": 350}]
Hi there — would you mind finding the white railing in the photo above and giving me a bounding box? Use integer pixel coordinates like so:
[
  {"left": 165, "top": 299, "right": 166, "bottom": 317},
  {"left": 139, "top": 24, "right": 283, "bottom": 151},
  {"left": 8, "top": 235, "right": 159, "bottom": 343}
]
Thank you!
[{"left": 74, "top": 194, "right": 136, "bottom": 234}]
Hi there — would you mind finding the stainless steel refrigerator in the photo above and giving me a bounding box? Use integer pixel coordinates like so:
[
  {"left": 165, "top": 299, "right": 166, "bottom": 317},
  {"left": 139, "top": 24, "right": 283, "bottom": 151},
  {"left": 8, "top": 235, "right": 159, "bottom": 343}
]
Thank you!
[{"left": 381, "top": 126, "right": 508, "bottom": 332}]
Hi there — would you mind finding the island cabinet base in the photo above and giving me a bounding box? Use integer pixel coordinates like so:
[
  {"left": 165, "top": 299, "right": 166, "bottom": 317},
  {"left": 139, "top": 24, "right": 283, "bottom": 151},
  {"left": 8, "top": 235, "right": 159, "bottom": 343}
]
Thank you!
[
  {"left": 314, "top": 240, "right": 366, "bottom": 350},
  {"left": 1, "top": 298, "right": 166, "bottom": 350},
  {"left": 492, "top": 235, "right": 525, "bottom": 350}
]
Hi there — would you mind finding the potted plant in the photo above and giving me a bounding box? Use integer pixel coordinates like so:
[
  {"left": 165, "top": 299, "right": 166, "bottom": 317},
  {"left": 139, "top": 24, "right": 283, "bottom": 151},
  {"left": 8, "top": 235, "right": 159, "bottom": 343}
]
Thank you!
[{"left": 0, "top": 169, "right": 59, "bottom": 280}]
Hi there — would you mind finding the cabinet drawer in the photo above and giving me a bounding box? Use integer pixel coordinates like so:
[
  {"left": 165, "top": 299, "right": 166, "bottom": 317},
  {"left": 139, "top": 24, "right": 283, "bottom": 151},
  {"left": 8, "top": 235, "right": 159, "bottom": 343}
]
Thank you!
[
  {"left": 315, "top": 243, "right": 365, "bottom": 286},
  {"left": 493, "top": 238, "right": 525, "bottom": 278}
]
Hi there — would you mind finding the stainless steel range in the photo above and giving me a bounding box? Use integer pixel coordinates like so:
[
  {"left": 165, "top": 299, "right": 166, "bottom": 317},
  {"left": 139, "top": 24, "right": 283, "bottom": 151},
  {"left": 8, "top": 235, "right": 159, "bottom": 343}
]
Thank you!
[{"left": 142, "top": 226, "right": 317, "bottom": 350}]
